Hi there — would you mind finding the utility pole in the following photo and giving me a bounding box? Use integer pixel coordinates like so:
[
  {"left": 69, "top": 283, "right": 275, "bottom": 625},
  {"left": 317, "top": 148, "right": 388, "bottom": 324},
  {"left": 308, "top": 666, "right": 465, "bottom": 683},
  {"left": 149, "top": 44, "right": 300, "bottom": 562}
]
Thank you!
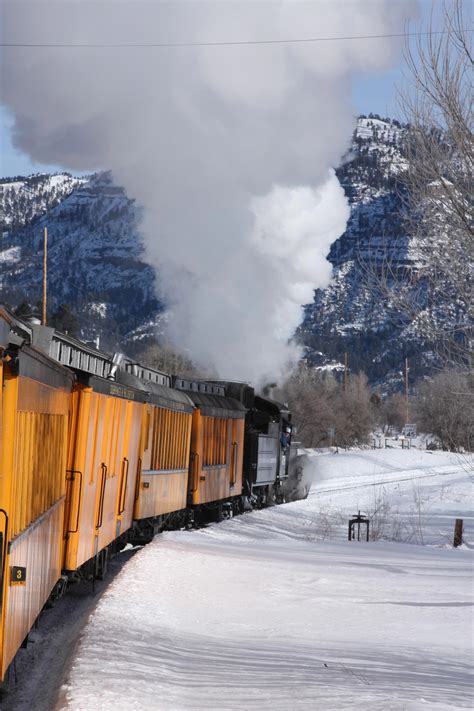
[
  {"left": 42, "top": 226, "right": 48, "bottom": 326},
  {"left": 405, "top": 357, "right": 409, "bottom": 424},
  {"left": 344, "top": 351, "right": 348, "bottom": 391}
]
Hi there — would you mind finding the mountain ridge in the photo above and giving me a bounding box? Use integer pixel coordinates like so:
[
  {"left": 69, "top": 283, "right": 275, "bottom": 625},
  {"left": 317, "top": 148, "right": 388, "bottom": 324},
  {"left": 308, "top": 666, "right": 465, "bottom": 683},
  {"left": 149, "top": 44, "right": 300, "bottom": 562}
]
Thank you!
[{"left": 0, "top": 116, "right": 453, "bottom": 387}]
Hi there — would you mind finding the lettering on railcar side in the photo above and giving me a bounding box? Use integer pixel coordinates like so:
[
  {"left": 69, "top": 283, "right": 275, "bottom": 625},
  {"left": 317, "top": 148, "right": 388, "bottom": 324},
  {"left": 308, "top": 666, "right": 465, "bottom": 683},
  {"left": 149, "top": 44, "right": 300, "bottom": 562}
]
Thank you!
[
  {"left": 154, "top": 397, "right": 186, "bottom": 411},
  {"left": 109, "top": 384, "right": 135, "bottom": 400}
]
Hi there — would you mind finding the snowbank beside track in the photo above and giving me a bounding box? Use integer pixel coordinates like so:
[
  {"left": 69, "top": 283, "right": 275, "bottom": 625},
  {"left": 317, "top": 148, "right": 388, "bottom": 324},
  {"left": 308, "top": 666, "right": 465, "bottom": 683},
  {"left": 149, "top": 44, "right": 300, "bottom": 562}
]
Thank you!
[{"left": 61, "top": 449, "right": 473, "bottom": 711}]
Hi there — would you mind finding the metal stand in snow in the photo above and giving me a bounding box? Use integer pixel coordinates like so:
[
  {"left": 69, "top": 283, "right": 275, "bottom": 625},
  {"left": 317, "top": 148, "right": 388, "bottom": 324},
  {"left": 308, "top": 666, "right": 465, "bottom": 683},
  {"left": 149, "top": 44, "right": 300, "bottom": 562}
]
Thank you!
[{"left": 348, "top": 511, "right": 369, "bottom": 542}]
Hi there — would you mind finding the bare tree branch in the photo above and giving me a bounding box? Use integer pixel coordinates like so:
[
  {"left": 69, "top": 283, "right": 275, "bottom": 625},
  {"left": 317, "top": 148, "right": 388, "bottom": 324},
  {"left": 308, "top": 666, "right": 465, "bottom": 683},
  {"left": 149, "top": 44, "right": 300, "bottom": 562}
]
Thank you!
[{"left": 365, "top": 0, "right": 473, "bottom": 369}]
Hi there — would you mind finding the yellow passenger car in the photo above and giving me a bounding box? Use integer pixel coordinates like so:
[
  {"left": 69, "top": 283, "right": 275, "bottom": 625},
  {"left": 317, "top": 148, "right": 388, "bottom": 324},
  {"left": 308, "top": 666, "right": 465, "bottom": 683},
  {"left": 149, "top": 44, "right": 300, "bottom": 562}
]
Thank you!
[
  {"left": 0, "top": 309, "right": 73, "bottom": 682},
  {"left": 173, "top": 381, "right": 246, "bottom": 508},
  {"left": 134, "top": 384, "right": 194, "bottom": 518},
  {"left": 63, "top": 375, "right": 144, "bottom": 576}
]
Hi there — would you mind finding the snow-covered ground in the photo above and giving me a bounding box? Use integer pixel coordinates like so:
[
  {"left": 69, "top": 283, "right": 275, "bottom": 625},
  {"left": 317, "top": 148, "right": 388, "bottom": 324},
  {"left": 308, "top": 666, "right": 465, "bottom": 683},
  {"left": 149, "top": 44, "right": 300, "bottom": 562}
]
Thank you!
[
  {"left": 61, "top": 449, "right": 473, "bottom": 711},
  {"left": 0, "top": 245, "right": 21, "bottom": 265}
]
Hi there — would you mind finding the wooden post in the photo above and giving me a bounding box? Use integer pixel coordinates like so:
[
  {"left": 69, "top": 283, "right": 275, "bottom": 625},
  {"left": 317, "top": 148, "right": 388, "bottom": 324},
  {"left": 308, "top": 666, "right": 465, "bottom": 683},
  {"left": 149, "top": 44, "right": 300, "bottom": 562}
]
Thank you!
[
  {"left": 42, "top": 226, "right": 48, "bottom": 326},
  {"left": 344, "top": 352, "right": 348, "bottom": 392},
  {"left": 405, "top": 357, "right": 409, "bottom": 425},
  {"left": 453, "top": 519, "right": 463, "bottom": 547}
]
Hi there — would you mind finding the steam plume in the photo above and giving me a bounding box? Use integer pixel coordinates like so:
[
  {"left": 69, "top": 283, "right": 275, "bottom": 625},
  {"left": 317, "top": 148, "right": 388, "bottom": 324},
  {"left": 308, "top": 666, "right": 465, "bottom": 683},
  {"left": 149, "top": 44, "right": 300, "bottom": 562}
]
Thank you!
[{"left": 1, "top": 1, "right": 417, "bottom": 382}]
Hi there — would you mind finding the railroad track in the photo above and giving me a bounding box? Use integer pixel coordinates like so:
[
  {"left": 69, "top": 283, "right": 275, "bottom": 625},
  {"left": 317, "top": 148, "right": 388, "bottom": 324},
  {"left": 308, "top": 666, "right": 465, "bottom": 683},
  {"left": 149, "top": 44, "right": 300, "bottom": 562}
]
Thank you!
[{"left": 312, "top": 464, "right": 462, "bottom": 496}]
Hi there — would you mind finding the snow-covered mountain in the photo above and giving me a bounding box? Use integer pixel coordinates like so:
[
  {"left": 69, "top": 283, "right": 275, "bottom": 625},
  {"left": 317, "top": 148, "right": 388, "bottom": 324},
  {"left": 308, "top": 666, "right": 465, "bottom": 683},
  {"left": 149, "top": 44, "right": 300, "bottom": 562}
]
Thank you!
[
  {"left": 301, "top": 116, "right": 450, "bottom": 389},
  {"left": 0, "top": 172, "right": 161, "bottom": 350},
  {"left": 0, "top": 173, "right": 87, "bottom": 230},
  {"left": 0, "top": 117, "right": 457, "bottom": 383}
]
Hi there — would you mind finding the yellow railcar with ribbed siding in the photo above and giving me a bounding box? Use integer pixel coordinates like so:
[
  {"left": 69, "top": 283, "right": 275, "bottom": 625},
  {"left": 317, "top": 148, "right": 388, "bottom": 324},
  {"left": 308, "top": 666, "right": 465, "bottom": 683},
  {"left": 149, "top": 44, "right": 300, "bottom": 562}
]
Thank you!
[
  {"left": 0, "top": 308, "right": 299, "bottom": 684},
  {"left": 0, "top": 310, "right": 73, "bottom": 682},
  {"left": 63, "top": 376, "right": 144, "bottom": 574},
  {"left": 133, "top": 385, "right": 194, "bottom": 526},
  {"left": 177, "top": 384, "right": 246, "bottom": 507}
]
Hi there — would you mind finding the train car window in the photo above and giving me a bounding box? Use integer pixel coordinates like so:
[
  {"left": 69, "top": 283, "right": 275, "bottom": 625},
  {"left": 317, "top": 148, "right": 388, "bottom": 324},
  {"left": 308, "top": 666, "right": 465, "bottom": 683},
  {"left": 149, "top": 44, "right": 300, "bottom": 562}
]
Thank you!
[
  {"left": 12, "top": 411, "right": 67, "bottom": 538},
  {"left": 148, "top": 407, "right": 191, "bottom": 472},
  {"left": 202, "top": 417, "right": 228, "bottom": 467}
]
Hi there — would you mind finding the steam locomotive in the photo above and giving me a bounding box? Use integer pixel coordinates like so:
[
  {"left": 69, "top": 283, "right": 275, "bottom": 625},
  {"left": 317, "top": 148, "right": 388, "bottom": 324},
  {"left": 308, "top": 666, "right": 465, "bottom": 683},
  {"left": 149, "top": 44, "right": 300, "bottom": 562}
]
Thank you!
[{"left": 0, "top": 307, "right": 297, "bottom": 683}]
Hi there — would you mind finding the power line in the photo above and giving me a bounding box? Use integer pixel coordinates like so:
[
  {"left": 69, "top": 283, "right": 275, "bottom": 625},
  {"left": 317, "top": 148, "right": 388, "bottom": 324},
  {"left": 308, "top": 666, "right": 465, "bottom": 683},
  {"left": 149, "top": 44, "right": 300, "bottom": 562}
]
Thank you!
[{"left": 0, "top": 30, "right": 464, "bottom": 49}]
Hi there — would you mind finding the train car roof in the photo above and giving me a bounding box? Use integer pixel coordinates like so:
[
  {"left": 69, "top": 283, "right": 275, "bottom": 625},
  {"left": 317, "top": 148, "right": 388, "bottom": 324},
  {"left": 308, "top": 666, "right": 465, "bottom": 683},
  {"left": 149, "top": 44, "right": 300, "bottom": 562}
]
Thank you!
[
  {"left": 146, "top": 380, "right": 194, "bottom": 412},
  {"left": 115, "top": 370, "right": 194, "bottom": 412},
  {"left": 0, "top": 309, "right": 246, "bottom": 415},
  {"left": 45, "top": 329, "right": 171, "bottom": 387},
  {"left": 1, "top": 307, "right": 178, "bottom": 386},
  {"left": 0, "top": 306, "right": 33, "bottom": 350},
  {"left": 184, "top": 391, "right": 247, "bottom": 418},
  {"left": 17, "top": 345, "right": 75, "bottom": 389},
  {"left": 72, "top": 369, "right": 194, "bottom": 412},
  {"left": 0, "top": 308, "right": 75, "bottom": 389},
  {"left": 173, "top": 376, "right": 247, "bottom": 418},
  {"left": 203, "top": 380, "right": 255, "bottom": 408}
]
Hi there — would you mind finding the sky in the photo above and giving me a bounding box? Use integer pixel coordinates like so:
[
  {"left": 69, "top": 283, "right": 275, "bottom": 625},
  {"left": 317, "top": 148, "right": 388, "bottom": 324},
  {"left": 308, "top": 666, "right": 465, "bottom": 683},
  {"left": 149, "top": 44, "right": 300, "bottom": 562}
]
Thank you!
[
  {"left": 0, "top": 69, "right": 400, "bottom": 177},
  {"left": 0, "top": 79, "right": 400, "bottom": 176},
  {"left": 0, "top": 69, "right": 404, "bottom": 177},
  {"left": 0, "top": 0, "right": 448, "bottom": 179}
]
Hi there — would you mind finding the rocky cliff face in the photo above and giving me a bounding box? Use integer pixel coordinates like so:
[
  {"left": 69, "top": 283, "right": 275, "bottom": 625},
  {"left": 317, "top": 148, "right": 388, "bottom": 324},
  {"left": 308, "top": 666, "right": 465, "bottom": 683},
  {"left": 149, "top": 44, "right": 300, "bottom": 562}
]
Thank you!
[
  {"left": 300, "top": 116, "right": 447, "bottom": 390},
  {"left": 0, "top": 117, "right": 454, "bottom": 384},
  {"left": 0, "top": 172, "right": 161, "bottom": 350}
]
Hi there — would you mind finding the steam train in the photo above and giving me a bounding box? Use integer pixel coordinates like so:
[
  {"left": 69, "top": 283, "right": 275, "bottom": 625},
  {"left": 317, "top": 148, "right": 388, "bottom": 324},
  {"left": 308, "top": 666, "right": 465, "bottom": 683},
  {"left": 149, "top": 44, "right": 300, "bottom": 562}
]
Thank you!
[{"left": 0, "top": 307, "right": 297, "bottom": 683}]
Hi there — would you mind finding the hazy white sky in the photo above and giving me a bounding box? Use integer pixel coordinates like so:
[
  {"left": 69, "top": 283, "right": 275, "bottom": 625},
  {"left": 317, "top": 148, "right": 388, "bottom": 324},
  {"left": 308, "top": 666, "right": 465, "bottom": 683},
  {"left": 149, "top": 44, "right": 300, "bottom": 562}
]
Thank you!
[{"left": 0, "top": 0, "right": 448, "bottom": 178}]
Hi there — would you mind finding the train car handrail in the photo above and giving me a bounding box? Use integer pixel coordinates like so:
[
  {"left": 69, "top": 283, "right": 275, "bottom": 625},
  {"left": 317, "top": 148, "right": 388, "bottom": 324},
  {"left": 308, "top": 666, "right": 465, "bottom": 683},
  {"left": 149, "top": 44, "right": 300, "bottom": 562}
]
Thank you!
[
  {"left": 189, "top": 452, "right": 200, "bottom": 493},
  {"left": 230, "top": 442, "right": 238, "bottom": 488},
  {"left": 96, "top": 464, "right": 107, "bottom": 530},
  {"left": 65, "top": 470, "right": 83, "bottom": 534},
  {"left": 0, "top": 508, "right": 9, "bottom": 598},
  {"left": 134, "top": 458, "right": 142, "bottom": 502},
  {"left": 118, "top": 458, "right": 129, "bottom": 515}
]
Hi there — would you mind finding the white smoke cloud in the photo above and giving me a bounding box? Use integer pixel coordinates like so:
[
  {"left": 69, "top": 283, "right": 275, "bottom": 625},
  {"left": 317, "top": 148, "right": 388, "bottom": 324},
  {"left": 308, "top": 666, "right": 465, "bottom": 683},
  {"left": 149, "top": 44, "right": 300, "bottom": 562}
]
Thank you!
[{"left": 0, "top": 0, "right": 417, "bottom": 383}]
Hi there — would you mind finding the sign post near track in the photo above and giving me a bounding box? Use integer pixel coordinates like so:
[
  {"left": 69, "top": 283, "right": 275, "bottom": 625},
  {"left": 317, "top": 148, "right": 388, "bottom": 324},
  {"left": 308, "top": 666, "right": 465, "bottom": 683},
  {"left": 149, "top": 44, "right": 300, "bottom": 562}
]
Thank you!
[{"left": 348, "top": 511, "right": 370, "bottom": 542}]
